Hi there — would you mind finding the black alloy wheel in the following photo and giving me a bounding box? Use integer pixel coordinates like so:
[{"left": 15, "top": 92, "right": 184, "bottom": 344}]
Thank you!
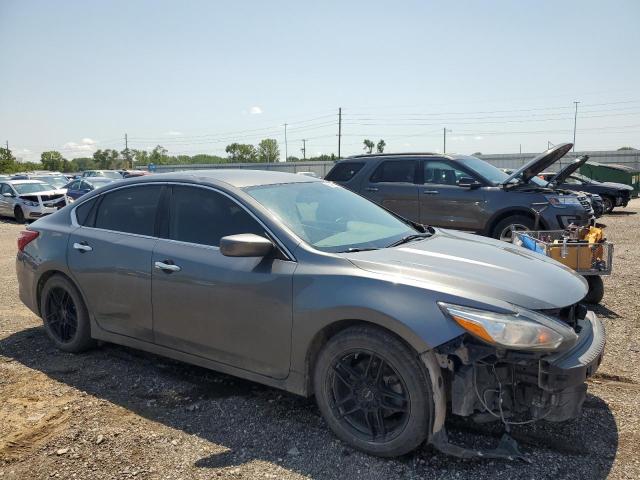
[
  {"left": 329, "top": 350, "right": 410, "bottom": 442},
  {"left": 44, "top": 286, "right": 78, "bottom": 343}
]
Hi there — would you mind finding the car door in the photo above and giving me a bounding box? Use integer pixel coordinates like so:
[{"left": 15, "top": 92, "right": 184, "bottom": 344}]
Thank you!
[
  {"left": 151, "top": 184, "right": 295, "bottom": 379},
  {"left": 359, "top": 159, "right": 420, "bottom": 222},
  {"left": 67, "top": 184, "right": 163, "bottom": 342},
  {"left": 419, "top": 159, "right": 486, "bottom": 231}
]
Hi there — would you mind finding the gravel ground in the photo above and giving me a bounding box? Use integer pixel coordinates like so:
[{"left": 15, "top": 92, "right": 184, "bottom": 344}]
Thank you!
[{"left": 0, "top": 201, "right": 638, "bottom": 480}]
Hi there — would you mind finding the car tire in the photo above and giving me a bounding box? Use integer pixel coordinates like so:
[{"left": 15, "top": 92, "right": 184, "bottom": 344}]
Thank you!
[
  {"left": 313, "top": 326, "right": 433, "bottom": 457},
  {"left": 14, "top": 206, "right": 25, "bottom": 224},
  {"left": 41, "top": 275, "right": 95, "bottom": 353},
  {"left": 491, "top": 214, "right": 536, "bottom": 242},
  {"left": 601, "top": 196, "right": 614, "bottom": 214},
  {"left": 583, "top": 275, "right": 605, "bottom": 304}
]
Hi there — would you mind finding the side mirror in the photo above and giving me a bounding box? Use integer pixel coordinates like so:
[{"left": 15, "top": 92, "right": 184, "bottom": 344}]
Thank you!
[
  {"left": 458, "top": 177, "right": 482, "bottom": 189},
  {"left": 220, "top": 233, "right": 274, "bottom": 257},
  {"left": 2, "top": 192, "right": 14, "bottom": 198}
]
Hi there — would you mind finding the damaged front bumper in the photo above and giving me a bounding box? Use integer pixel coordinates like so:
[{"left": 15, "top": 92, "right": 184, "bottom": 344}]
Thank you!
[{"left": 426, "top": 309, "right": 605, "bottom": 459}]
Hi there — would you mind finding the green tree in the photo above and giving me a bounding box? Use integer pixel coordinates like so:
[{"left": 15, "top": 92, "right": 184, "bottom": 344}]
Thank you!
[
  {"left": 286, "top": 155, "right": 300, "bottom": 162},
  {"left": 93, "top": 149, "right": 123, "bottom": 169},
  {"left": 70, "top": 157, "right": 96, "bottom": 171},
  {"left": 225, "top": 143, "right": 257, "bottom": 162},
  {"left": 41, "top": 151, "right": 66, "bottom": 171},
  {"left": 363, "top": 139, "right": 374, "bottom": 154},
  {"left": 257, "top": 138, "right": 280, "bottom": 163},
  {"left": 148, "top": 145, "right": 170, "bottom": 165},
  {"left": 376, "top": 139, "right": 386, "bottom": 154},
  {"left": 0, "top": 147, "right": 17, "bottom": 173}
]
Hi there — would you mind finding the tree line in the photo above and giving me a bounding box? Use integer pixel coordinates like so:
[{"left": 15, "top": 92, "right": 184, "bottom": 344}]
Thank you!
[{"left": 0, "top": 138, "right": 333, "bottom": 174}]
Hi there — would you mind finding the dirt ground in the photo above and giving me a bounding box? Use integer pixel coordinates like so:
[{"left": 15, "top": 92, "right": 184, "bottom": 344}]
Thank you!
[{"left": 0, "top": 201, "right": 639, "bottom": 480}]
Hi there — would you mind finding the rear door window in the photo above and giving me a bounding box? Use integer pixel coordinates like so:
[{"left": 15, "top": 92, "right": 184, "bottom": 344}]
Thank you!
[
  {"left": 325, "top": 162, "right": 365, "bottom": 182},
  {"left": 169, "top": 186, "right": 264, "bottom": 247},
  {"left": 94, "top": 185, "right": 162, "bottom": 236},
  {"left": 370, "top": 160, "right": 417, "bottom": 183}
]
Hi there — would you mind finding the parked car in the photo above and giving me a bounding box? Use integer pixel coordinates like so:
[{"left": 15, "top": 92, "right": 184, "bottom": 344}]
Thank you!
[
  {"left": 539, "top": 156, "right": 634, "bottom": 213},
  {"left": 17, "top": 170, "right": 605, "bottom": 458},
  {"left": 81, "top": 169, "right": 124, "bottom": 180},
  {"left": 0, "top": 179, "right": 67, "bottom": 222},
  {"left": 326, "top": 143, "right": 593, "bottom": 240},
  {"left": 121, "top": 169, "right": 150, "bottom": 178},
  {"left": 11, "top": 173, "right": 72, "bottom": 191},
  {"left": 63, "top": 177, "right": 116, "bottom": 202}
]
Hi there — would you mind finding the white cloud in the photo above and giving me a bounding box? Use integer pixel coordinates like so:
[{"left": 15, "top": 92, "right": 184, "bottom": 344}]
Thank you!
[
  {"left": 165, "top": 131, "right": 183, "bottom": 136},
  {"left": 63, "top": 138, "right": 98, "bottom": 156},
  {"left": 249, "top": 106, "right": 263, "bottom": 115},
  {"left": 474, "top": 136, "right": 484, "bottom": 140}
]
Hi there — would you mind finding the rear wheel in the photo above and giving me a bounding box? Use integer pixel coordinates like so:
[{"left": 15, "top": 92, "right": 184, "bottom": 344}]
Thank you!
[
  {"left": 41, "top": 275, "right": 95, "bottom": 352},
  {"left": 14, "top": 206, "right": 25, "bottom": 224},
  {"left": 313, "top": 326, "right": 433, "bottom": 457},
  {"left": 601, "top": 196, "right": 614, "bottom": 214},
  {"left": 492, "top": 214, "right": 536, "bottom": 242}
]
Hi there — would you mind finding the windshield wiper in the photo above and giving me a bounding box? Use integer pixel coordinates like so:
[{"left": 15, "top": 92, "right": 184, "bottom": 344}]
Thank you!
[
  {"left": 340, "top": 247, "right": 379, "bottom": 253},
  {"left": 386, "top": 233, "right": 431, "bottom": 248}
]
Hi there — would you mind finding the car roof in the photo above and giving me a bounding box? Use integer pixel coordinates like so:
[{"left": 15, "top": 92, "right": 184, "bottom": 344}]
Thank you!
[
  {"left": 344, "top": 152, "right": 441, "bottom": 160},
  {"left": 4, "top": 179, "right": 48, "bottom": 185},
  {"left": 146, "top": 169, "right": 322, "bottom": 188}
]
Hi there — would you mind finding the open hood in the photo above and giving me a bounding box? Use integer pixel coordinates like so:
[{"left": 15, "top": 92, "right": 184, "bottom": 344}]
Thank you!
[
  {"left": 547, "top": 155, "right": 590, "bottom": 185},
  {"left": 502, "top": 143, "right": 573, "bottom": 185}
]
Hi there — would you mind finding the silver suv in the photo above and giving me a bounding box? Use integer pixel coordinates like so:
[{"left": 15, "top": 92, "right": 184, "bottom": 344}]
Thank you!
[{"left": 326, "top": 143, "right": 592, "bottom": 240}]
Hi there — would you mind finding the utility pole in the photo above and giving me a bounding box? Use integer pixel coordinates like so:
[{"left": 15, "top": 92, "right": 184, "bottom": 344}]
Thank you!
[
  {"left": 301, "top": 139, "right": 307, "bottom": 160},
  {"left": 443, "top": 128, "right": 451, "bottom": 154},
  {"left": 572, "top": 101, "right": 580, "bottom": 154},
  {"left": 283, "top": 123, "right": 288, "bottom": 162},
  {"left": 338, "top": 107, "right": 342, "bottom": 159},
  {"left": 124, "top": 133, "right": 132, "bottom": 169},
  {"left": 4, "top": 140, "right": 8, "bottom": 151}
]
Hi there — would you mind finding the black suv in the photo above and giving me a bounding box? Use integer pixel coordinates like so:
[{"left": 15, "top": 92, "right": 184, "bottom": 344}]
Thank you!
[
  {"left": 326, "top": 144, "right": 593, "bottom": 240},
  {"left": 539, "top": 156, "right": 633, "bottom": 213}
]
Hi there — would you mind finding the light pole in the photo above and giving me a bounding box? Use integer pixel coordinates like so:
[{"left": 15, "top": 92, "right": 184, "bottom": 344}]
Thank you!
[{"left": 283, "top": 123, "right": 288, "bottom": 162}]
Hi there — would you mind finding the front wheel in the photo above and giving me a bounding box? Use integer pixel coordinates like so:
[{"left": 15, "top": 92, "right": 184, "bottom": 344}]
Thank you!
[
  {"left": 313, "top": 326, "right": 434, "bottom": 457},
  {"left": 601, "top": 196, "right": 614, "bottom": 214},
  {"left": 492, "top": 214, "right": 536, "bottom": 242},
  {"left": 14, "top": 206, "right": 25, "bottom": 224}
]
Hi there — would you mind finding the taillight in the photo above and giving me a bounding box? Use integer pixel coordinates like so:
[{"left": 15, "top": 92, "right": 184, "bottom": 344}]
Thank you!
[{"left": 17, "top": 230, "right": 39, "bottom": 252}]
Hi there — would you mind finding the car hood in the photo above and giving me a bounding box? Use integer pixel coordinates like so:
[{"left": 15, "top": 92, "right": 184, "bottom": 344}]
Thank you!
[
  {"left": 598, "top": 181, "right": 634, "bottom": 191},
  {"left": 503, "top": 143, "right": 573, "bottom": 185},
  {"left": 18, "top": 189, "right": 67, "bottom": 200},
  {"left": 341, "top": 229, "right": 587, "bottom": 310},
  {"left": 548, "top": 155, "right": 590, "bottom": 184}
]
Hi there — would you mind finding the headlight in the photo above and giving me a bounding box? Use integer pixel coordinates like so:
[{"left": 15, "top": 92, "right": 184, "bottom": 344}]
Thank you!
[
  {"left": 544, "top": 195, "right": 581, "bottom": 208},
  {"left": 21, "top": 200, "right": 39, "bottom": 207},
  {"left": 439, "top": 302, "right": 578, "bottom": 351}
]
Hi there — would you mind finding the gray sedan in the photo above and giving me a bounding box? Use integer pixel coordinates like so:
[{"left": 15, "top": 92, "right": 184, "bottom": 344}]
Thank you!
[{"left": 16, "top": 170, "right": 605, "bottom": 458}]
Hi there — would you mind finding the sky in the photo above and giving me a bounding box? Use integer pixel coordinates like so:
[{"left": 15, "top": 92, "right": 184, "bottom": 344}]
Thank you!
[{"left": 1, "top": 0, "right": 639, "bottom": 162}]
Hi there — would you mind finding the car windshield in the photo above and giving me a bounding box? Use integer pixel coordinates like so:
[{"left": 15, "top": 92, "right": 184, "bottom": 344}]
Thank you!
[
  {"left": 458, "top": 155, "right": 547, "bottom": 187},
  {"left": 571, "top": 173, "right": 598, "bottom": 183},
  {"left": 99, "top": 171, "right": 123, "bottom": 179},
  {"left": 88, "top": 178, "right": 114, "bottom": 187},
  {"left": 245, "top": 181, "right": 418, "bottom": 253},
  {"left": 33, "top": 176, "right": 68, "bottom": 188},
  {"left": 13, "top": 182, "right": 54, "bottom": 194}
]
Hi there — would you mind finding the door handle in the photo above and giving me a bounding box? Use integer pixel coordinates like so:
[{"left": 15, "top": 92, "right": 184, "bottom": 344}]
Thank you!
[
  {"left": 154, "top": 261, "right": 181, "bottom": 273},
  {"left": 73, "top": 242, "right": 92, "bottom": 252},
  {"left": 423, "top": 190, "right": 440, "bottom": 195},
  {"left": 365, "top": 187, "right": 379, "bottom": 192}
]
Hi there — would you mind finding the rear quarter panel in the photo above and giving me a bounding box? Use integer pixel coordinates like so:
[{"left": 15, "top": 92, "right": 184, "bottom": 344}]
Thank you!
[{"left": 16, "top": 211, "right": 75, "bottom": 316}]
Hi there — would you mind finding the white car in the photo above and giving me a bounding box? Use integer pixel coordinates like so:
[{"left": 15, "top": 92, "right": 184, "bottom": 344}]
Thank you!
[{"left": 0, "top": 180, "right": 67, "bottom": 223}]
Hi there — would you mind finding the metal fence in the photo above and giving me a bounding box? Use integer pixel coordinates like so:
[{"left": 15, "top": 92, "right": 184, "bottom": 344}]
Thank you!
[{"left": 154, "top": 150, "right": 639, "bottom": 177}]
